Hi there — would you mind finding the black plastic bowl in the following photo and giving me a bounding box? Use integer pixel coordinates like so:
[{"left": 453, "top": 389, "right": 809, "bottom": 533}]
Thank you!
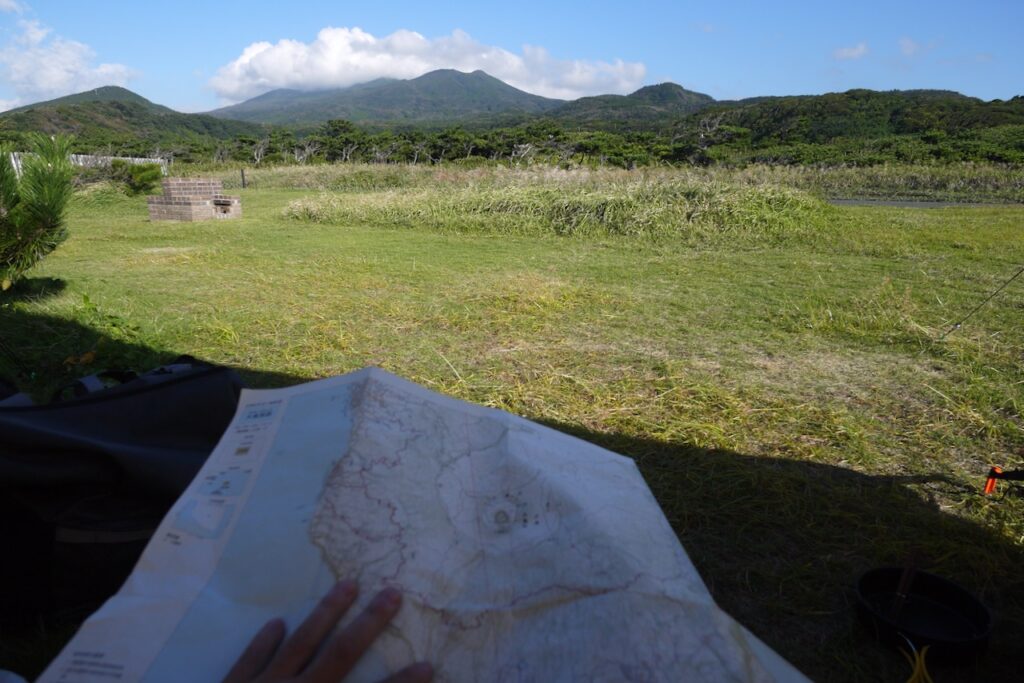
[{"left": 855, "top": 567, "right": 992, "bottom": 662}]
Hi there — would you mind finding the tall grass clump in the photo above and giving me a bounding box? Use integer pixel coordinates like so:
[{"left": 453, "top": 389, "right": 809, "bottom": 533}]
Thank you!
[
  {"left": 212, "top": 163, "right": 440, "bottom": 192},
  {"left": 186, "top": 160, "right": 1024, "bottom": 203},
  {"left": 728, "top": 163, "right": 1024, "bottom": 203},
  {"left": 283, "top": 174, "right": 833, "bottom": 244}
]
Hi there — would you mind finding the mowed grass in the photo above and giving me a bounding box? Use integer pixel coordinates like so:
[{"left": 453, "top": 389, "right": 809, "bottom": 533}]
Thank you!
[{"left": 2, "top": 166, "right": 1023, "bottom": 682}]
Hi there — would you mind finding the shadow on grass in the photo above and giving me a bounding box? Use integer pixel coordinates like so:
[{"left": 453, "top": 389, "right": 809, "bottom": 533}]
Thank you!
[
  {"left": 540, "top": 420, "right": 1024, "bottom": 682},
  {"left": 0, "top": 308, "right": 307, "bottom": 679},
  {"left": 0, "top": 305, "right": 305, "bottom": 398},
  {"left": 0, "top": 277, "right": 68, "bottom": 303},
  {"left": 2, "top": 306, "right": 1020, "bottom": 682}
]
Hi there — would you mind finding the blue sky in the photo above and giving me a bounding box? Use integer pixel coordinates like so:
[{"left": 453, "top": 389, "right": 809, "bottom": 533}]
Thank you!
[{"left": 0, "top": 0, "right": 1020, "bottom": 112}]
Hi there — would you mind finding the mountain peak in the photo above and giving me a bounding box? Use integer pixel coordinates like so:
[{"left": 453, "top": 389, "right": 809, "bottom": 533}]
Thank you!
[
  {"left": 207, "top": 68, "right": 563, "bottom": 125},
  {"left": 410, "top": 69, "right": 504, "bottom": 85},
  {"left": 629, "top": 83, "right": 714, "bottom": 106},
  {"left": 5, "top": 85, "right": 171, "bottom": 115}
]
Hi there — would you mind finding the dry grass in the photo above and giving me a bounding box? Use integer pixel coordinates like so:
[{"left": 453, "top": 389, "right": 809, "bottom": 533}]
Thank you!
[
  {"left": 188, "top": 160, "right": 1024, "bottom": 203},
  {"left": 281, "top": 174, "right": 832, "bottom": 244}
]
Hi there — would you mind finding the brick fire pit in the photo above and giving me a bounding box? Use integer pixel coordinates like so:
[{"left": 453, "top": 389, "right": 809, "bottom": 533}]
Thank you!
[{"left": 147, "top": 178, "right": 242, "bottom": 222}]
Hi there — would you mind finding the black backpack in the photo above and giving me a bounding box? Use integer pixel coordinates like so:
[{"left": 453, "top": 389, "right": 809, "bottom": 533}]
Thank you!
[{"left": 0, "top": 357, "right": 244, "bottom": 632}]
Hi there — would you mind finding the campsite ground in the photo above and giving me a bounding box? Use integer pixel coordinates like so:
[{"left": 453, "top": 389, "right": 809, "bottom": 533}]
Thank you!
[{"left": 2, "top": 165, "right": 1022, "bottom": 681}]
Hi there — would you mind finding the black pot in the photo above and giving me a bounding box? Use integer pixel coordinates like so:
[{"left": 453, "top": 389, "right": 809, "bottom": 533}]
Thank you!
[{"left": 855, "top": 567, "right": 992, "bottom": 663}]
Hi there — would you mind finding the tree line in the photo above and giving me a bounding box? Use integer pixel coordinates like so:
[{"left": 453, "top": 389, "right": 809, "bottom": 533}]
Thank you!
[
  {"left": 108, "top": 118, "right": 1022, "bottom": 169},
  {"left": 4, "top": 89, "right": 1023, "bottom": 168},
  {"left": 196, "top": 116, "right": 1024, "bottom": 168}
]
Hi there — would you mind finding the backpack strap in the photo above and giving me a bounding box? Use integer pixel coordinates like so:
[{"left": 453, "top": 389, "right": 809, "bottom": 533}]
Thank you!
[
  {"left": 50, "top": 369, "right": 139, "bottom": 403},
  {"left": 0, "top": 376, "right": 33, "bottom": 407}
]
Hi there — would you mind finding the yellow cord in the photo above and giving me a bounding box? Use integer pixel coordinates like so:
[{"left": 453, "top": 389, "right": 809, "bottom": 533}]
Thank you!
[{"left": 900, "top": 644, "right": 933, "bottom": 683}]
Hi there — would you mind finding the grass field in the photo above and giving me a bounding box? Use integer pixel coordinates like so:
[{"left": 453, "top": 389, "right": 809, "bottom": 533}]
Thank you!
[{"left": 2, "top": 165, "right": 1023, "bottom": 681}]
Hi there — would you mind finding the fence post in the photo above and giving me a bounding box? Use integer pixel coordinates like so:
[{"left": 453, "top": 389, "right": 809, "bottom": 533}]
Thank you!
[{"left": 241, "top": 168, "right": 247, "bottom": 189}]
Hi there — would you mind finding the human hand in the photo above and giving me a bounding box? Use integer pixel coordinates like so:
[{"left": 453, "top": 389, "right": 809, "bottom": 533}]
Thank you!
[{"left": 222, "top": 580, "right": 433, "bottom": 683}]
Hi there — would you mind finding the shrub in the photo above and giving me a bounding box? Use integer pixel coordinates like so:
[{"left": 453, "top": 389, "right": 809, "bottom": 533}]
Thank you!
[
  {"left": 0, "top": 134, "right": 75, "bottom": 290},
  {"left": 111, "top": 159, "right": 163, "bottom": 195}
]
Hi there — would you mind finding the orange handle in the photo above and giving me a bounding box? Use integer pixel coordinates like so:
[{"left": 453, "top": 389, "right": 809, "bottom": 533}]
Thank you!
[{"left": 984, "top": 466, "right": 1003, "bottom": 495}]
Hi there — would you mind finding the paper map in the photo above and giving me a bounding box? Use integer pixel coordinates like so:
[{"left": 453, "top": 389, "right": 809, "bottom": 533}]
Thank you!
[{"left": 40, "top": 368, "right": 806, "bottom": 682}]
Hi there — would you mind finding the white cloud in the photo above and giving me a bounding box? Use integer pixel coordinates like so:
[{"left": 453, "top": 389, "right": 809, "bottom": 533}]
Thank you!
[
  {"left": 209, "top": 27, "right": 646, "bottom": 103},
  {"left": 833, "top": 42, "right": 868, "bottom": 60},
  {"left": 0, "top": 18, "right": 136, "bottom": 108},
  {"left": 0, "top": 0, "right": 25, "bottom": 14},
  {"left": 17, "top": 19, "right": 49, "bottom": 45},
  {"left": 899, "top": 37, "right": 919, "bottom": 56},
  {"left": 899, "top": 37, "right": 942, "bottom": 60}
]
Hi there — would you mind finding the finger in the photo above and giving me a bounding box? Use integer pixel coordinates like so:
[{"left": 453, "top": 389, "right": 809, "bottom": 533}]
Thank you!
[
  {"left": 379, "top": 661, "right": 434, "bottom": 683},
  {"left": 303, "top": 587, "right": 403, "bottom": 683},
  {"left": 222, "top": 618, "right": 286, "bottom": 683},
  {"left": 265, "top": 579, "right": 359, "bottom": 677}
]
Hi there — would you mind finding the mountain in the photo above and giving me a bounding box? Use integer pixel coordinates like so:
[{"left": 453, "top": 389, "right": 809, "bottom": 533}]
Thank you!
[
  {"left": 4, "top": 77, "right": 1019, "bottom": 165},
  {"left": 207, "top": 69, "right": 564, "bottom": 125},
  {"left": 0, "top": 86, "right": 267, "bottom": 148},
  {"left": 699, "top": 88, "right": 1024, "bottom": 143},
  {"left": 547, "top": 83, "right": 715, "bottom": 130},
  {"left": 3, "top": 86, "right": 175, "bottom": 115}
]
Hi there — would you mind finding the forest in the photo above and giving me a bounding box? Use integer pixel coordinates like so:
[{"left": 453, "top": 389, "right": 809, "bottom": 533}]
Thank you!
[{"left": 2, "top": 87, "right": 1023, "bottom": 168}]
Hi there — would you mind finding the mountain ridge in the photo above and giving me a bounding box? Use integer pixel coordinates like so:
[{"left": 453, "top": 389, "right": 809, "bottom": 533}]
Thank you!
[
  {"left": 206, "top": 69, "right": 566, "bottom": 125},
  {"left": 0, "top": 86, "right": 266, "bottom": 148},
  {"left": 547, "top": 82, "right": 715, "bottom": 131},
  {"left": 4, "top": 86, "right": 175, "bottom": 116},
  {"left": 1, "top": 72, "right": 1018, "bottom": 155}
]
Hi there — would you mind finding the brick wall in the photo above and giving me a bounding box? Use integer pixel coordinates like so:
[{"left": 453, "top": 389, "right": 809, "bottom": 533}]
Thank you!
[
  {"left": 148, "top": 177, "right": 241, "bottom": 222},
  {"left": 161, "top": 178, "right": 224, "bottom": 198},
  {"left": 147, "top": 197, "right": 216, "bottom": 221}
]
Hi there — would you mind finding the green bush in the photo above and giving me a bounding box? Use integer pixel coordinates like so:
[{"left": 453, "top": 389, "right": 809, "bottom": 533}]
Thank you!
[
  {"left": 111, "top": 159, "right": 163, "bottom": 195},
  {"left": 0, "top": 134, "right": 74, "bottom": 290}
]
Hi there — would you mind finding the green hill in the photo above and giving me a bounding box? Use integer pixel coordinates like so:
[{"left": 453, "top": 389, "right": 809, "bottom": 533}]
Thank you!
[
  {"left": 661, "top": 89, "right": 1024, "bottom": 165},
  {"left": 0, "top": 86, "right": 267, "bottom": 154},
  {"left": 706, "top": 89, "right": 1024, "bottom": 143},
  {"left": 207, "top": 69, "right": 564, "bottom": 125},
  {"left": 547, "top": 83, "right": 714, "bottom": 131},
  {"left": 3, "top": 85, "right": 174, "bottom": 115},
  {"left": 3, "top": 79, "right": 1020, "bottom": 166}
]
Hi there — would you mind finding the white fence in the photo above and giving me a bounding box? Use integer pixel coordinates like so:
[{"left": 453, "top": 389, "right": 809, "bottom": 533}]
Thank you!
[{"left": 7, "top": 153, "right": 168, "bottom": 178}]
